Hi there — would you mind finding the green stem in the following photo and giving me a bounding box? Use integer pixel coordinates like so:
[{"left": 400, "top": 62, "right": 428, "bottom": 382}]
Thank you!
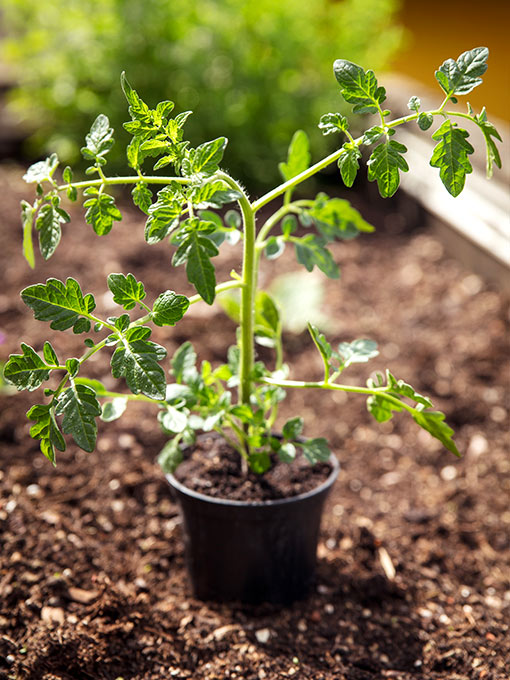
[
  {"left": 57, "top": 175, "right": 191, "bottom": 192},
  {"left": 216, "top": 172, "right": 256, "bottom": 407},
  {"left": 261, "top": 376, "right": 416, "bottom": 415},
  {"left": 188, "top": 279, "right": 244, "bottom": 306}
]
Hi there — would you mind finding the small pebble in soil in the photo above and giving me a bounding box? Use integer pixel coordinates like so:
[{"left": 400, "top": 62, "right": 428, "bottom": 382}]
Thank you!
[{"left": 255, "top": 628, "right": 271, "bottom": 644}]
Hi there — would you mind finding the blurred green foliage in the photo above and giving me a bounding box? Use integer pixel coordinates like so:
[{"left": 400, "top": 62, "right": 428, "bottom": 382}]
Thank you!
[{"left": 1, "top": 0, "right": 404, "bottom": 188}]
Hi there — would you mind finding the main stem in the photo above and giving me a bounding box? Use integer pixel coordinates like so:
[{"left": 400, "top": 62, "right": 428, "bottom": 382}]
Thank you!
[{"left": 216, "top": 173, "right": 256, "bottom": 407}]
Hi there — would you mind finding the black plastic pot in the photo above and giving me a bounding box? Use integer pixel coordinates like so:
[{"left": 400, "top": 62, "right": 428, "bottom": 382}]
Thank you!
[{"left": 166, "top": 452, "right": 339, "bottom": 605}]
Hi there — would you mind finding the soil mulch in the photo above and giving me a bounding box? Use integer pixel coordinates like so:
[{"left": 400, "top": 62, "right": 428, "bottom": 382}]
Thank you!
[{"left": 0, "top": 162, "right": 509, "bottom": 679}]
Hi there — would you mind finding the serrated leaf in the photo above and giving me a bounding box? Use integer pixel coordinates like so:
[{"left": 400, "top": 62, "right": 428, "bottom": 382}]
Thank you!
[
  {"left": 337, "top": 145, "right": 362, "bottom": 188},
  {"left": 413, "top": 408, "right": 460, "bottom": 457},
  {"left": 101, "top": 397, "right": 128, "bottom": 422},
  {"left": 132, "top": 183, "right": 153, "bottom": 214},
  {"left": 435, "top": 47, "right": 488, "bottom": 97},
  {"left": 337, "top": 339, "right": 379, "bottom": 368},
  {"left": 74, "top": 377, "right": 109, "bottom": 395},
  {"left": 367, "top": 392, "right": 402, "bottom": 422},
  {"left": 43, "top": 341, "right": 59, "bottom": 366},
  {"left": 278, "top": 130, "right": 310, "bottom": 181},
  {"left": 430, "top": 120, "right": 474, "bottom": 197},
  {"left": 111, "top": 332, "right": 167, "bottom": 400},
  {"left": 171, "top": 341, "right": 197, "bottom": 384},
  {"left": 81, "top": 114, "right": 114, "bottom": 161},
  {"left": 65, "top": 358, "right": 80, "bottom": 378},
  {"left": 3, "top": 343, "right": 51, "bottom": 391},
  {"left": 56, "top": 383, "right": 101, "bottom": 452},
  {"left": 294, "top": 234, "right": 339, "bottom": 278},
  {"left": 175, "top": 232, "right": 217, "bottom": 304},
  {"left": 282, "top": 416, "right": 304, "bottom": 440},
  {"left": 308, "top": 323, "right": 333, "bottom": 365},
  {"left": 21, "top": 200, "right": 35, "bottom": 268},
  {"left": 182, "top": 137, "right": 227, "bottom": 179},
  {"left": 145, "top": 187, "right": 185, "bottom": 243},
  {"left": 152, "top": 290, "right": 190, "bottom": 326},
  {"left": 309, "top": 193, "right": 374, "bottom": 240},
  {"left": 362, "top": 126, "right": 385, "bottom": 146},
  {"left": 475, "top": 108, "right": 502, "bottom": 178},
  {"left": 36, "top": 204, "right": 66, "bottom": 260},
  {"left": 21, "top": 277, "right": 96, "bottom": 332},
  {"left": 367, "top": 140, "right": 409, "bottom": 198},
  {"left": 27, "top": 404, "right": 65, "bottom": 465},
  {"left": 107, "top": 273, "right": 146, "bottom": 311},
  {"left": 318, "top": 113, "right": 348, "bottom": 136},
  {"left": 121, "top": 71, "right": 151, "bottom": 122},
  {"left": 386, "top": 371, "right": 433, "bottom": 408},
  {"left": 84, "top": 193, "right": 122, "bottom": 235},
  {"left": 333, "top": 60, "right": 386, "bottom": 114},
  {"left": 23, "top": 154, "right": 59, "bottom": 184},
  {"left": 299, "top": 438, "right": 331, "bottom": 464}
]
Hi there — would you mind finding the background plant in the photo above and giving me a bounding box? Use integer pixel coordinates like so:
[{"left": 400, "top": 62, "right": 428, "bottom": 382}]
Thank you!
[
  {"left": 3, "top": 47, "right": 501, "bottom": 474},
  {"left": 1, "top": 0, "right": 404, "bottom": 187}
]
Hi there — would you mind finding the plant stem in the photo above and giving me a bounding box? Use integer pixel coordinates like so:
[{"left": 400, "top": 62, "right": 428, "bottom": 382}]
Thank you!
[
  {"left": 57, "top": 175, "right": 190, "bottom": 192},
  {"left": 188, "top": 279, "right": 244, "bottom": 306},
  {"left": 216, "top": 173, "right": 256, "bottom": 408}
]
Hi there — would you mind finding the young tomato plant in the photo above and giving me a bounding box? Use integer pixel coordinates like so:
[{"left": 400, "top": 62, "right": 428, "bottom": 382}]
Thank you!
[{"left": 4, "top": 47, "right": 501, "bottom": 475}]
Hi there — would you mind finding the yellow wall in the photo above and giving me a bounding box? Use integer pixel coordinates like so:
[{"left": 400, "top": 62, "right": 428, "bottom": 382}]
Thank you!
[{"left": 393, "top": 0, "right": 509, "bottom": 122}]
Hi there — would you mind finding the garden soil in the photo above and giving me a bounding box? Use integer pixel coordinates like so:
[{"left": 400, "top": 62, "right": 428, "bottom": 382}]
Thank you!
[{"left": 0, "top": 163, "right": 509, "bottom": 679}]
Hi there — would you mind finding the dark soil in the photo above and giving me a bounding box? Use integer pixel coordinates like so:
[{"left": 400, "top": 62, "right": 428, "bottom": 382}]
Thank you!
[
  {"left": 173, "top": 434, "right": 333, "bottom": 502},
  {"left": 0, "top": 162, "right": 509, "bottom": 679}
]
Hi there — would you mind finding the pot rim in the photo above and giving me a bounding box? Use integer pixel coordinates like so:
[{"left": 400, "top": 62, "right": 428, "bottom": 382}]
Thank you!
[{"left": 166, "top": 452, "right": 339, "bottom": 508}]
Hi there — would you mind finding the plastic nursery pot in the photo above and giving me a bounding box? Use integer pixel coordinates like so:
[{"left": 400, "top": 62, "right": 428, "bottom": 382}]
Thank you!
[{"left": 166, "top": 446, "right": 339, "bottom": 605}]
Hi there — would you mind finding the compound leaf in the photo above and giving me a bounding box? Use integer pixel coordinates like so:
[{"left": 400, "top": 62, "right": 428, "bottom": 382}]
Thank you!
[
  {"left": 367, "top": 140, "right": 409, "bottom": 198},
  {"left": 3, "top": 343, "right": 51, "bottom": 391},
  {"left": 430, "top": 120, "right": 474, "bottom": 196},
  {"left": 21, "top": 277, "right": 95, "bottom": 333},
  {"left": 56, "top": 383, "right": 101, "bottom": 452}
]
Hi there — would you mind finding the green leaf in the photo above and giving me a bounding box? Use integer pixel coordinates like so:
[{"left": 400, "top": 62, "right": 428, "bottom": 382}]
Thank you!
[
  {"left": 111, "top": 329, "right": 167, "bottom": 399},
  {"left": 386, "top": 371, "right": 433, "bottom": 408},
  {"left": 27, "top": 404, "right": 65, "bottom": 465},
  {"left": 173, "top": 231, "right": 217, "bottom": 304},
  {"left": 435, "top": 47, "right": 488, "bottom": 97},
  {"left": 35, "top": 204, "right": 67, "bottom": 259},
  {"left": 333, "top": 60, "right": 386, "bottom": 114},
  {"left": 418, "top": 113, "right": 433, "bottom": 131},
  {"left": 81, "top": 114, "right": 114, "bottom": 161},
  {"left": 56, "top": 383, "right": 101, "bottom": 452},
  {"left": 318, "top": 113, "right": 348, "bottom": 136},
  {"left": 65, "top": 358, "right": 80, "bottom": 378},
  {"left": 84, "top": 192, "right": 123, "bottom": 235},
  {"left": 309, "top": 193, "right": 374, "bottom": 240},
  {"left": 3, "top": 343, "right": 51, "bottom": 391},
  {"left": 101, "top": 397, "right": 128, "bottom": 422},
  {"left": 182, "top": 137, "right": 227, "bottom": 179},
  {"left": 171, "top": 341, "right": 198, "bottom": 384},
  {"left": 74, "top": 377, "right": 109, "bottom": 395},
  {"left": 337, "top": 145, "right": 361, "bottom": 188},
  {"left": 107, "top": 273, "right": 146, "bottom": 311},
  {"left": 337, "top": 339, "right": 379, "bottom": 368},
  {"left": 21, "top": 200, "right": 35, "bottom": 268},
  {"left": 158, "top": 439, "right": 183, "bottom": 474},
  {"left": 132, "top": 183, "right": 153, "bottom": 214},
  {"left": 21, "top": 277, "right": 95, "bottom": 333},
  {"left": 407, "top": 96, "right": 421, "bottom": 112},
  {"left": 307, "top": 323, "right": 333, "bottom": 367},
  {"left": 367, "top": 140, "right": 409, "bottom": 198},
  {"left": 299, "top": 438, "right": 331, "bottom": 464},
  {"left": 145, "top": 185, "right": 185, "bottom": 243},
  {"left": 278, "top": 442, "right": 296, "bottom": 463},
  {"left": 430, "top": 120, "right": 474, "bottom": 197},
  {"left": 475, "top": 108, "right": 502, "bottom": 178},
  {"left": 255, "top": 291, "right": 280, "bottom": 336},
  {"left": 294, "top": 234, "right": 339, "bottom": 278},
  {"left": 282, "top": 416, "right": 304, "bottom": 440},
  {"left": 413, "top": 408, "right": 460, "bottom": 457},
  {"left": 362, "top": 125, "right": 386, "bottom": 146},
  {"left": 152, "top": 290, "right": 190, "bottom": 326},
  {"left": 278, "top": 130, "right": 310, "bottom": 181},
  {"left": 23, "top": 153, "right": 59, "bottom": 184},
  {"left": 248, "top": 451, "right": 271, "bottom": 475},
  {"left": 158, "top": 406, "right": 188, "bottom": 434},
  {"left": 121, "top": 71, "right": 151, "bottom": 123},
  {"left": 265, "top": 236, "right": 285, "bottom": 260},
  {"left": 43, "top": 341, "right": 59, "bottom": 366}
]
